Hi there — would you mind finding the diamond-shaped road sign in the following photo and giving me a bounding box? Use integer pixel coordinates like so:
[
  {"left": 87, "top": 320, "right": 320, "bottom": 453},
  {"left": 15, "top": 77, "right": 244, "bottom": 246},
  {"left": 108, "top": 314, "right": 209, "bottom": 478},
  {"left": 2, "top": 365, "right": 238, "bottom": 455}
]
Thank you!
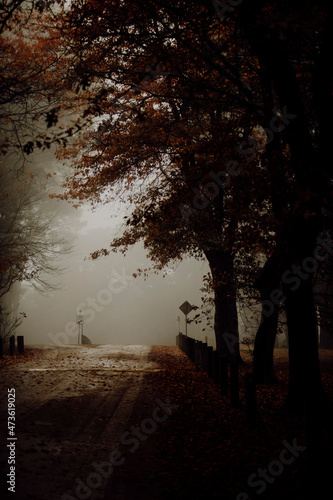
[{"left": 179, "top": 301, "right": 194, "bottom": 316}]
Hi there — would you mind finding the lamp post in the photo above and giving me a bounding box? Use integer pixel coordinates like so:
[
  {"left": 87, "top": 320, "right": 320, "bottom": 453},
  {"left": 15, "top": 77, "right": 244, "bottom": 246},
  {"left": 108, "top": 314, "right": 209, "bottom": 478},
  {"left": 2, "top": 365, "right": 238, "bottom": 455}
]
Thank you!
[{"left": 76, "top": 311, "right": 84, "bottom": 345}]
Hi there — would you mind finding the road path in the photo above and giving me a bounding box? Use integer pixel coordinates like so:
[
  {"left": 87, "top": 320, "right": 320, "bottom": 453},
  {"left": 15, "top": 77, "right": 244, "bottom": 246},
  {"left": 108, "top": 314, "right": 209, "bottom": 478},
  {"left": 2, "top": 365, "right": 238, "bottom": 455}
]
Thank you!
[{"left": 0, "top": 345, "right": 169, "bottom": 500}]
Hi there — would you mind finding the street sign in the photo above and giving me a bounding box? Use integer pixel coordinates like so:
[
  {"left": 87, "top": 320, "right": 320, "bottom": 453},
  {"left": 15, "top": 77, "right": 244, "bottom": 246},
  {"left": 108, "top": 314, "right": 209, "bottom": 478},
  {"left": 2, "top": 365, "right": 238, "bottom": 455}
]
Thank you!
[
  {"left": 179, "top": 301, "right": 194, "bottom": 336},
  {"left": 179, "top": 301, "right": 193, "bottom": 316}
]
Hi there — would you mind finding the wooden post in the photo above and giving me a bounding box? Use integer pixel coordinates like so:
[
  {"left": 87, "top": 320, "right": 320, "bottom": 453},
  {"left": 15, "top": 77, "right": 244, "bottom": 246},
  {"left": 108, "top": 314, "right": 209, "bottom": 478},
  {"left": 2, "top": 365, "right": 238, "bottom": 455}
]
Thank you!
[
  {"left": 213, "top": 350, "right": 220, "bottom": 384},
  {"left": 193, "top": 340, "right": 198, "bottom": 365},
  {"left": 207, "top": 346, "right": 214, "bottom": 378},
  {"left": 17, "top": 336, "right": 24, "bottom": 354},
  {"left": 202, "top": 343, "right": 208, "bottom": 372},
  {"left": 193, "top": 339, "right": 198, "bottom": 366},
  {"left": 230, "top": 363, "right": 239, "bottom": 407},
  {"left": 220, "top": 356, "right": 228, "bottom": 396},
  {"left": 185, "top": 335, "right": 189, "bottom": 356},
  {"left": 190, "top": 337, "right": 195, "bottom": 362},
  {"left": 245, "top": 373, "right": 257, "bottom": 425},
  {"left": 196, "top": 341, "right": 202, "bottom": 369},
  {"left": 9, "top": 335, "right": 15, "bottom": 356},
  {"left": 186, "top": 336, "right": 191, "bottom": 358}
]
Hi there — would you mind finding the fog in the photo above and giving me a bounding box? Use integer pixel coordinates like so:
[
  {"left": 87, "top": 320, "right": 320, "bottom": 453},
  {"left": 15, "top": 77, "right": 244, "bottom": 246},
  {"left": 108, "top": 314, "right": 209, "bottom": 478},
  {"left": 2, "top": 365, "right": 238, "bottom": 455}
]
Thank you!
[{"left": 10, "top": 148, "right": 213, "bottom": 347}]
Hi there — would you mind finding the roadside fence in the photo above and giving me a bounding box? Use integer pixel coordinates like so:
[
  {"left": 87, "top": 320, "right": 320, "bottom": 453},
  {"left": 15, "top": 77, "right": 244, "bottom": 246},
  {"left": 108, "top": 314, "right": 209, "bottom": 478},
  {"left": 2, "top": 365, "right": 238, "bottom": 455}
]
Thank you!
[{"left": 176, "top": 333, "right": 257, "bottom": 424}]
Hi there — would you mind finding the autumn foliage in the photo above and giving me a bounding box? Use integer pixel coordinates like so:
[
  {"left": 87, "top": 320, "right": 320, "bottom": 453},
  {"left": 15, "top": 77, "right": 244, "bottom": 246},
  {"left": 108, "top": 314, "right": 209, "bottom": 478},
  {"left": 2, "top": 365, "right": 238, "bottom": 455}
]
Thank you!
[{"left": 1, "top": 1, "right": 333, "bottom": 411}]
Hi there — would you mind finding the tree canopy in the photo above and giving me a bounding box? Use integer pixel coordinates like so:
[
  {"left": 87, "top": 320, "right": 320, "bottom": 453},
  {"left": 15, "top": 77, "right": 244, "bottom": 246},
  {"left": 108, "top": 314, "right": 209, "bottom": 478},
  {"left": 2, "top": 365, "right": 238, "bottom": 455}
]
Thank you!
[{"left": 1, "top": 0, "right": 332, "bottom": 407}]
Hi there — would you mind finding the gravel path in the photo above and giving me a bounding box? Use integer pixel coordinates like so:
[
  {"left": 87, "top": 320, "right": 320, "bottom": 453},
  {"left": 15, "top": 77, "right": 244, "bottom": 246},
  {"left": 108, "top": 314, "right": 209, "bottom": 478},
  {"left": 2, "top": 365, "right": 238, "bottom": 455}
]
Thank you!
[
  {"left": 2, "top": 345, "right": 331, "bottom": 500},
  {"left": 0, "top": 345, "right": 170, "bottom": 500}
]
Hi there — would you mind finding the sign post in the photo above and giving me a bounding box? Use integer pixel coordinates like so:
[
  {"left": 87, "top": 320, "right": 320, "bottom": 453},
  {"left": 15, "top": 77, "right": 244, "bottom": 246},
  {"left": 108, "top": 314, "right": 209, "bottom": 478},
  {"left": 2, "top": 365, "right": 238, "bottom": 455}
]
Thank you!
[{"left": 179, "top": 301, "right": 194, "bottom": 336}]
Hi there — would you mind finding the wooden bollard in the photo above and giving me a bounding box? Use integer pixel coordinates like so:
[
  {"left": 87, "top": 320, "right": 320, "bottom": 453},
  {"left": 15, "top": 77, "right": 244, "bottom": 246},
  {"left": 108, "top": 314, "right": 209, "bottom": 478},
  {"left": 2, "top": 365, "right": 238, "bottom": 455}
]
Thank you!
[
  {"left": 220, "top": 356, "right": 228, "bottom": 396},
  {"left": 17, "top": 336, "right": 24, "bottom": 354},
  {"left": 230, "top": 363, "right": 240, "bottom": 407},
  {"left": 9, "top": 335, "right": 15, "bottom": 356},
  {"left": 245, "top": 373, "right": 257, "bottom": 425}
]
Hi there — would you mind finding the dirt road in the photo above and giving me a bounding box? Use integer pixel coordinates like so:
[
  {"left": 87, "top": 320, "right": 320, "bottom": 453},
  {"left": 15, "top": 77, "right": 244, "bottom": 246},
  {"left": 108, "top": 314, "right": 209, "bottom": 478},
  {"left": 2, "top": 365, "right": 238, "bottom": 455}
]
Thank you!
[{"left": 0, "top": 345, "right": 173, "bottom": 500}]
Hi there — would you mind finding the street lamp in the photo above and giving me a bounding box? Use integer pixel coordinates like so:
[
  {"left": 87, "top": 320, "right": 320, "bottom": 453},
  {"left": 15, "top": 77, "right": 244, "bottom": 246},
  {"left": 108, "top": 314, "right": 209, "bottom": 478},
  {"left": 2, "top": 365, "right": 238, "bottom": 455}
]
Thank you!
[{"left": 76, "top": 310, "right": 84, "bottom": 345}]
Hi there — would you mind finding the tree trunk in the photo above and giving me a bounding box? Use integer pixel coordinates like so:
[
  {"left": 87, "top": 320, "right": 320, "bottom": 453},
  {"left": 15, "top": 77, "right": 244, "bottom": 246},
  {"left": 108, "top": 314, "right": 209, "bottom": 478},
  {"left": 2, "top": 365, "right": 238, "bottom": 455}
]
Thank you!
[
  {"left": 252, "top": 253, "right": 283, "bottom": 383},
  {"left": 238, "top": 0, "right": 327, "bottom": 409},
  {"left": 319, "top": 325, "right": 333, "bottom": 349},
  {"left": 283, "top": 276, "right": 324, "bottom": 411},
  {"left": 253, "top": 288, "right": 279, "bottom": 384},
  {"left": 205, "top": 249, "right": 240, "bottom": 362}
]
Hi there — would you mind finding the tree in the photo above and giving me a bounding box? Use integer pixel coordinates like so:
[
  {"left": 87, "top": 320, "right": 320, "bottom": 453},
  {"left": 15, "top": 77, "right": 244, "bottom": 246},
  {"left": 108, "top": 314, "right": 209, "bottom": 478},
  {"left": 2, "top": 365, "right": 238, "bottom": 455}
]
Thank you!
[
  {"left": 0, "top": 1, "right": 74, "bottom": 318},
  {"left": 51, "top": 0, "right": 281, "bottom": 362},
  {"left": 0, "top": 166, "right": 70, "bottom": 297},
  {"left": 0, "top": 302, "right": 25, "bottom": 344},
  {"left": 237, "top": 0, "right": 332, "bottom": 407},
  {"left": 0, "top": 0, "right": 81, "bottom": 162},
  {"left": 315, "top": 249, "right": 333, "bottom": 349},
  {"left": 45, "top": 0, "right": 333, "bottom": 408}
]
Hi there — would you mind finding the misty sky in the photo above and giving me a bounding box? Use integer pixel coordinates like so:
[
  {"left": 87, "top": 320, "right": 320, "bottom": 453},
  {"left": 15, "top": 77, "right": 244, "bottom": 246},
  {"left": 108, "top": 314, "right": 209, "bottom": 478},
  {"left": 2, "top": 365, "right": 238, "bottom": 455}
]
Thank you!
[{"left": 13, "top": 147, "right": 213, "bottom": 347}]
